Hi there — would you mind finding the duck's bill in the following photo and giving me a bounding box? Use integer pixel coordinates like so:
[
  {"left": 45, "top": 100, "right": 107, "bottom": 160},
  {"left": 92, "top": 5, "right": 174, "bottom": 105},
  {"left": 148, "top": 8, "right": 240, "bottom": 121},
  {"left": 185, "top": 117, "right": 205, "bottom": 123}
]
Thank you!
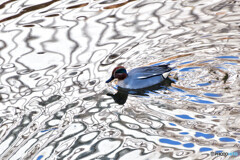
[{"left": 106, "top": 76, "right": 114, "bottom": 83}]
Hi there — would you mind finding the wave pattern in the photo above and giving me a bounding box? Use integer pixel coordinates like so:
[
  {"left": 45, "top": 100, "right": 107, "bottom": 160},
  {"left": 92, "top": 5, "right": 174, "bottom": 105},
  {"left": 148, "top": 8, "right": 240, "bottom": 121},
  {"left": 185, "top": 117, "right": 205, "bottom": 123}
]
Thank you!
[{"left": 0, "top": 0, "right": 240, "bottom": 159}]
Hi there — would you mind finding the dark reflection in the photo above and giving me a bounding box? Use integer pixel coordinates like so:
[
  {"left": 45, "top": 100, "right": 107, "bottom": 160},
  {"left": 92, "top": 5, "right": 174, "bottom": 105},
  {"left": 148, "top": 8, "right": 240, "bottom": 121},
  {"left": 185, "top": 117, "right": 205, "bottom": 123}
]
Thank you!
[
  {"left": 38, "top": 95, "right": 61, "bottom": 106},
  {"left": 107, "top": 77, "right": 174, "bottom": 104},
  {"left": 107, "top": 90, "right": 128, "bottom": 105}
]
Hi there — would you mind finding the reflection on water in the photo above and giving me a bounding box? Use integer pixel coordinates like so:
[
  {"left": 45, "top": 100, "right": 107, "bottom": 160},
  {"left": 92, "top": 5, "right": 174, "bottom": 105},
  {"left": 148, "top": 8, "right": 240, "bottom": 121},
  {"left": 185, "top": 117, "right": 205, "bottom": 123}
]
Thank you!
[
  {"left": 0, "top": 0, "right": 240, "bottom": 159},
  {"left": 107, "top": 77, "right": 174, "bottom": 105}
]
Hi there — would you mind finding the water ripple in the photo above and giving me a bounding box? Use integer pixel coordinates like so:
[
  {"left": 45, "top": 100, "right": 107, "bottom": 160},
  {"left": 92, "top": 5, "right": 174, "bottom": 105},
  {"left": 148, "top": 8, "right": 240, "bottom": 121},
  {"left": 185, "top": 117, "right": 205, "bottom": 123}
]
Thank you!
[{"left": 0, "top": 0, "right": 240, "bottom": 159}]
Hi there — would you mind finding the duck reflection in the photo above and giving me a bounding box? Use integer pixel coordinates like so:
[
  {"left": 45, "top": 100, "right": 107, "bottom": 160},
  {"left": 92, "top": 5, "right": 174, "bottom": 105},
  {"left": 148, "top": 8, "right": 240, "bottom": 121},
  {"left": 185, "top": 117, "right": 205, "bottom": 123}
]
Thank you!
[{"left": 107, "top": 77, "right": 174, "bottom": 105}]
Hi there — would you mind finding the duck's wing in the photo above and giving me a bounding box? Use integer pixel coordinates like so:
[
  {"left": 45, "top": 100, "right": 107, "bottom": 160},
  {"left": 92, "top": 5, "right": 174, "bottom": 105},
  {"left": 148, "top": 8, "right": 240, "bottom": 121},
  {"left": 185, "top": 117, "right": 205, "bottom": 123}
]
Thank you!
[{"left": 128, "top": 65, "right": 172, "bottom": 79}]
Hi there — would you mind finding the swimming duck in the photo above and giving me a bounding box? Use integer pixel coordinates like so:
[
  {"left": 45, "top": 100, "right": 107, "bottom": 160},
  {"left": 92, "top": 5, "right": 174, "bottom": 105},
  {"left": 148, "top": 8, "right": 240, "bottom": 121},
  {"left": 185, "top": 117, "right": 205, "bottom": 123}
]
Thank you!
[{"left": 106, "top": 65, "right": 172, "bottom": 89}]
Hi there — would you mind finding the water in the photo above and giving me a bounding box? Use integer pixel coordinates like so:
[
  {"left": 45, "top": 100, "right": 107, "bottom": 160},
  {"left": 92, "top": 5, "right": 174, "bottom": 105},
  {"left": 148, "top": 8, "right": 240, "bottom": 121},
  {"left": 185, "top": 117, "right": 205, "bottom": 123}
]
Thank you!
[{"left": 0, "top": 0, "right": 240, "bottom": 159}]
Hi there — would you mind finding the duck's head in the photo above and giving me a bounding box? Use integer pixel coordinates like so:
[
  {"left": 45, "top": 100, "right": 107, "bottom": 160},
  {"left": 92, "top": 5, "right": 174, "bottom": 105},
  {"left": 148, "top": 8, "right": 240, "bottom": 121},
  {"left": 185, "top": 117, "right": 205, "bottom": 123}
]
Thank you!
[{"left": 106, "top": 66, "right": 128, "bottom": 83}]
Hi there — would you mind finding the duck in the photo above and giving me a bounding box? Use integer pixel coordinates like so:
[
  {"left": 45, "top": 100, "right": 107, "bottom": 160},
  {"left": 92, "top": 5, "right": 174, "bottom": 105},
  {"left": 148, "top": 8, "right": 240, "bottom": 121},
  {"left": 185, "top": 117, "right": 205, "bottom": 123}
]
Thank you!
[{"left": 106, "top": 65, "right": 172, "bottom": 89}]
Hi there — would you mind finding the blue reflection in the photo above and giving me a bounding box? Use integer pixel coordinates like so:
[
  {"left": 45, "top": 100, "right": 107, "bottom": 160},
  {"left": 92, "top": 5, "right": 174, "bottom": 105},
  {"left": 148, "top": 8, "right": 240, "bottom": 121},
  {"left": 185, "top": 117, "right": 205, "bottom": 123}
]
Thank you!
[
  {"left": 150, "top": 60, "right": 176, "bottom": 66},
  {"left": 40, "top": 128, "right": 57, "bottom": 133},
  {"left": 180, "top": 61, "right": 193, "bottom": 65},
  {"left": 167, "top": 60, "right": 177, "bottom": 64},
  {"left": 200, "top": 60, "right": 214, "bottom": 63},
  {"left": 186, "top": 94, "right": 198, "bottom": 97},
  {"left": 180, "top": 67, "right": 200, "bottom": 72},
  {"left": 159, "top": 138, "right": 181, "bottom": 145},
  {"left": 37, "top": 155, "right": 44, "bottom": 160},
  {"left": 172, "top": 87, "right": 185, "bottom": 93},
  {"left": 183, "top": 143, "right": 194, "bottom": 148},
  {"left": 40, "top": 130, "right": 48, "bottom": 133},
  {"left": 113, "top": 85, "right": 118, "bottom": 90},
  {"left": 190, "top": 99, "right": 214, "bottom": 104},
  {"left": 164, "top": 97, "right": 174, "bottom": 100},
  {"left": 195, "top": 132, "right": 214, "bottom": 139},
  {"left": 197, "top": 82, "right": 211, "bottom": 86},
  {"left": 200, "top": 147, "right": 212, "bottom": 152},
  {"left": 169, "top": 123, "right": 176, "bottom": 126},
  {"left": 150, "top": 62, "right": 165, "bottom": 66},
  {"left": 179, "top": 132, "right": 189, "bottom": 135},
  {"left": 224, "top": 62, "right": 237, "bottom": 65},
  {"left": 216, "top": 66, "right": 227, "bottom": 70},
  {"left": 204, "top": 93, "right": 222, "bottom": 97},
  {"left": 216, "top": 150, "right": 223, "bottom": 153},
  {"left": 216, "top": 56, "right": 239, "bottom": 59},
  {"left": 219, "top": 137, "right": 236, "bottom": 142},
  {"left": 175, "top": 114, "right": 195, "bottom": 119},
  {"left": 170, "top": 78, "right": 177, "bottom": 82}
]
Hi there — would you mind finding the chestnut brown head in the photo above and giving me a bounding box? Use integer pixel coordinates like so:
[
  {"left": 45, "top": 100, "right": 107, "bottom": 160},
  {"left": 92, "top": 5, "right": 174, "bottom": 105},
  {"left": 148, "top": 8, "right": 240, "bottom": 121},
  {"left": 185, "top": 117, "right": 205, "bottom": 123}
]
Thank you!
[{"left": 106, "top": 66, "right": 128, "bottom": 83}]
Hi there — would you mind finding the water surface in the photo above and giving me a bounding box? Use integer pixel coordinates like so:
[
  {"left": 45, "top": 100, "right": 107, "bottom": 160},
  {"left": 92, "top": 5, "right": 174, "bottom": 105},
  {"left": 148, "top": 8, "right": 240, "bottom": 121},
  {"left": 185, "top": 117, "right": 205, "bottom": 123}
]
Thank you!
[{"left": 0, "top": 0, "right": 240, "bottom": 159}]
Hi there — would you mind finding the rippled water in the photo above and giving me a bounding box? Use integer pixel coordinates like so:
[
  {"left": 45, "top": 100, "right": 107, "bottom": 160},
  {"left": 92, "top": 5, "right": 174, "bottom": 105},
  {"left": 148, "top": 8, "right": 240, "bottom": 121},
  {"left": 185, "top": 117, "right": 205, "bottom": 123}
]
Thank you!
[{"left": 0, "top": 0, "right": 240, "bottom": 159}]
